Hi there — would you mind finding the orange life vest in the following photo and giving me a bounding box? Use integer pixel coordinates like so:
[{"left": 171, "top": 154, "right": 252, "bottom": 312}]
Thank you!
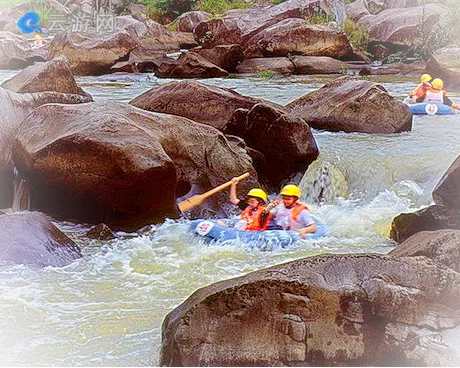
[
  {"left": 289, "top": 202, "right": 309, "bottom": 229},
  {"left": 410, "top": 82, "right": 431, "bottom": 99},
  {"left": 240, "top": 205, "right": 270, "bottom": 231}
]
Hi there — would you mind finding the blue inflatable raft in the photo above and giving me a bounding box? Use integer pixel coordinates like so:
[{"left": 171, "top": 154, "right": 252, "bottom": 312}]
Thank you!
[
  {"left": 408, "top": 102, "right": 455, "bottom": 115},
  {"left": 190, "top": 217, "right": 326, "bottom": 249}
]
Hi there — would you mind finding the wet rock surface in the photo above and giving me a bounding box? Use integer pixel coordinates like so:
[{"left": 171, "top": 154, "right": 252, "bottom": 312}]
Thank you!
[
  {"left": 0, "top": 211, "right": 81, "bottom": 268},
  {"left": 161, "top": 254, "right": 460, "bottom": 366},
  {"left": 12, "top": 101, "right": 257, "bottom": 230},
  {"left": 130, "top": 80, "right": 281, "bottom": 130}
]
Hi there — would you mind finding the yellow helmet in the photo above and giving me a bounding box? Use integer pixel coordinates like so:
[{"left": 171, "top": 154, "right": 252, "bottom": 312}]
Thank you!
[
  {"left": 34, "top": 34, "right": 42, "bottom": 39},
  {"left": 246, "top": 188, "right": 267, "bottom": 204},
  {"left": 280, "top": 184, "right": 301, "bottom": 198},
  {"left": 431, "top": 78, "right": 444, "bottom": 90},
  {"left": 420, "top": 74, "right": 432, "bottom": 83}
]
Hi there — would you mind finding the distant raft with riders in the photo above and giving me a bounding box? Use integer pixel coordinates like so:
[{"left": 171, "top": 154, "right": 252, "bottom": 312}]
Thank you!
[
  {"left": 188, "top": 176, "right": 326, "bottom": 249},
  {"left": 405, "top": 74, "right": 460, "bottom": 115}
]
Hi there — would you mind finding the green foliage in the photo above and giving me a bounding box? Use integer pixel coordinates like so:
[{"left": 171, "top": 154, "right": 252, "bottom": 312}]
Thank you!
[
  {"left": 344, "top": 17, "right": 369, "bottom": 51},
  {"left": 269, "top": 0, "right": 285, "bottom": 4},
  {"left": 194, "top": 0, "right": 250, "bottom": 16},
  {"left": 31, "top": 0, "right": 57, "bottom": 26},
  {"left": 302, "top": 6, "right": 335, "bottom": 25},
  {"left": 140, "top": 0, "right": 197, "bottom": 22},
  {"left": 344, "top": 0, "right": 355, "bottom": 4},
  {"left": 257, "top": 70, "right": 275, "bottom": 79}
]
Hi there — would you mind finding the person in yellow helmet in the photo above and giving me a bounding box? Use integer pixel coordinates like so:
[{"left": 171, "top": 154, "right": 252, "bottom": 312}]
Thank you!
[
  {"left": 417, "top": 78, "right": 460, "bottom": 110},
  {"left": 405, "top": 74, "right": 432, "bottom": 104},
  {"left": 269, "top": 184, "right": 317, "bottom": 238},
  {"left": 229, "top": 177, "right": 271, "bottom": 231}
]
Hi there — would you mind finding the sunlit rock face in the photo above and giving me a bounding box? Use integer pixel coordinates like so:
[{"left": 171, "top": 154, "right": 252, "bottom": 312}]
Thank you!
[{"left": 161, "top": 254, "right": 460, "bottom": 366}]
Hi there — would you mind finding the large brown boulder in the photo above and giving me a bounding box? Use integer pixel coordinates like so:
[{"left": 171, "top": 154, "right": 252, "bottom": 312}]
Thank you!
[
  {"left": 224, "top": 103, "right": 318, "bottom": 186},
  {"left": 389, "top": 230, "right": 460, "bottom": 272},
  {"left": 191, "top": 45, "right": 243, "bottom": 72},
  {"left": 433, "top": 155, "right": 460, "bottom": 210},
  {"left": 236, "top": 57, "right": 295, "bottom": 75},
  {"left": 390, "top": 205, "right": 460, "bottom": 243},
  {"left": 0, "top": 211, "right": 81, "bottom": 268},
  {"left": 174, "top": 11, "right": 211, "bottom": 33},
  {"left": 286, "top": 76, "right": 412, "bottom": 134},
  {"left": 130, "top": 80, "right": 281, "bottom": 130},
  {"left": 225, "top": 0, "right": 343, "bottom": 41},
  {"left": 47, "top": 31, "right": 138, "bottom": 75},
  {"left": 161, "top": 254, "right": 460, "bottom": 366},
  {"left": 12, "top": 102, "right": 257, "bottom": 230},
  {"left": 427, "top": 45, "right": 460, "bottom": 90},
  {"left": 1, "top": 56, "right": 91, "bottom": 98},
  {"left": 290, "top": 55, "right": 356, "bottom": 74},
  {"left": 242, "top": 19, "right": 353, "bottom": 60},
  {"left": 357, "top": 4, "right": 449, "bottom": 47},
  {"left": 155, "top": 52, "right": 228, "bottom": 78},
  {"left": 0, "top": 87, "right": 92, "bottom": 208},
  {"left": 0, "top": 31, "right": 47, "bottom": 69},
  {"left": 194, "top": 18, "right": 242, "bottom": 49}
]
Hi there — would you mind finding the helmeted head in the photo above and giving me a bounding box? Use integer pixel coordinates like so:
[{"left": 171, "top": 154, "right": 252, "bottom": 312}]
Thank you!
[
  {"left": 280, "top": 184, "right": 301, "bottom": 198},
  {"left": 34, "top": 34, "right": 42, "bottom": 39},
  {"left": 431, "top": 78, "right": 444, "bottom": 90},
  {"left": 246, "top": 188, "right": 267, "bottom": 207},
  {"left": 280, "top": 184, "right": 301, "bottom": 208},
  {"left": 420, "top": 74, "right": 432, "bottom": 83}
]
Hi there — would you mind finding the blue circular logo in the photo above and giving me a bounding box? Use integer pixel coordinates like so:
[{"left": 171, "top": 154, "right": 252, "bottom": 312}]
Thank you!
[{"left": 17, "top": 12, "right": 42, "bottom": 34}]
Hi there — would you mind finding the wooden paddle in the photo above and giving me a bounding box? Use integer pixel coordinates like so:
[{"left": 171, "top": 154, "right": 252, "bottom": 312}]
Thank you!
[{"left": 178, "top": 172, "right": 250, "bottom": 212}]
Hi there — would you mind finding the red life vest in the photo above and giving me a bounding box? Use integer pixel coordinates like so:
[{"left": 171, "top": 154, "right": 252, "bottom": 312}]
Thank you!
[
  {"left": 410, "top": 82, "right": 430, "bottom": 99},
  {"left": 423, "top": 88, "right": 446, "bottom": 104},
  {"left": 240, "top": 206, "right": 270, "bottom": 231}
]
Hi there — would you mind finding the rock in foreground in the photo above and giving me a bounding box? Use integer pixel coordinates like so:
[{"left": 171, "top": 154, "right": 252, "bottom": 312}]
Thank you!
[{"left": 161, "top": 254, "right": 460, "bottom": 366}]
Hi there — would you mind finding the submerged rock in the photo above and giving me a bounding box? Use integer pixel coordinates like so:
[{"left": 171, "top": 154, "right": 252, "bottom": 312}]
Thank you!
[
  {"left": 161, "top": 254, "right": 460, "bottom": 366},
  {"left": 12, "top": 101, "right": 257, "bottom": 230},
  {"left": 286, "top": 76, "right": 412, "bottom": 134},
  {"left": 0, "top": 211, "right": 81, "bottom": 268},
  {"left": 85, "top": 224, "right": 115, "bottom": 241}
]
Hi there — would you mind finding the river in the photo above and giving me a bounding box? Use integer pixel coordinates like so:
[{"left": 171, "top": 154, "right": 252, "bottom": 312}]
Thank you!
[{"left": 1, "top": 70, "right": 459, "bottom": 366}]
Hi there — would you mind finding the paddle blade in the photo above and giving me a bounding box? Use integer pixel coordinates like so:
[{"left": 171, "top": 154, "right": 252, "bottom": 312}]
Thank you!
[{"left": 177, "top": 194, "right": 204, "bottom": 212}]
